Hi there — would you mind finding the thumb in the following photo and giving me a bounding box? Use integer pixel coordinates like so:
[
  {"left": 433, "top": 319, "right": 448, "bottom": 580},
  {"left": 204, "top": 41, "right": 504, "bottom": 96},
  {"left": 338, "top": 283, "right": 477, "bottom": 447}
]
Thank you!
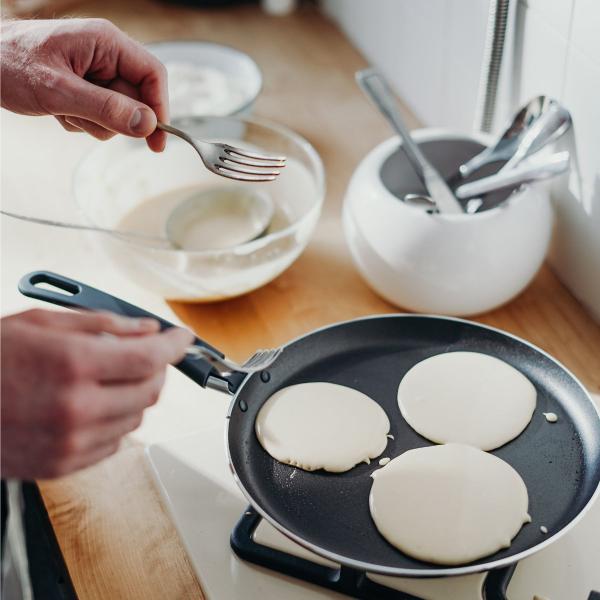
[{"left": 60, "top": 74, "right": 157, "bottom": 137}]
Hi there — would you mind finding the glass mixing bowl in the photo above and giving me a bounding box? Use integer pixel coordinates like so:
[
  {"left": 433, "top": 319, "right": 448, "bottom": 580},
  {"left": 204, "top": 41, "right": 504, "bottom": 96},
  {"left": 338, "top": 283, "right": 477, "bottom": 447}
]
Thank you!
[{"left": 73, "top": 116, "right": 324, "bottom": 301}]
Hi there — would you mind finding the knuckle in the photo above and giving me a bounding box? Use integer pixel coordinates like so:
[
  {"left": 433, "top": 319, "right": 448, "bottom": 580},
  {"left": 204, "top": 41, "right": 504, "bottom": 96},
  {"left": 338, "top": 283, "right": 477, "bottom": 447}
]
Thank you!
[
  {"left": 56, "top": 348, "right": 87, "bottom": 382},
  {"left": 128, "top": 347, "right": 160, "bottom": 376},
  {"left": 156, "top": 60, "right": 168, "bottom": 82},
  {"left": 88, "top": 18, "right": 115, "bottom": 35},
  {"left": 21, "top": 308, "right": 47, "bottom": 323},
  {"left": 147, "top": 375, "right": 164, "bottom": 406},
  {"left": 98, "top": 92, "right": 126, "bottom": 124},
  {"left": 94, "top": 312, "right": 118, "bottom": 330},
  {"left": 53, "top": 388, "right": 86, "bottom": 431},
  {"left": 133, "top": 412, "right": 144, "bottom": 429}
]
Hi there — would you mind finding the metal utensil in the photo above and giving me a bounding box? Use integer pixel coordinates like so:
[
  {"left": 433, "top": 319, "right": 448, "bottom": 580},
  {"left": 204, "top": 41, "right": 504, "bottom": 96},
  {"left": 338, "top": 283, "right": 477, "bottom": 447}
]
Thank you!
[
  {"left": 0, "top": 209, "right": 171, "bottom": 247},
  {"left": 455, "top": 151, "right": 570, "bottom": 200},
  {"left": 402, "top": 193, "right": 438, "bottom": 212},
  {"left": 356, "top": 68, "right": 463, "bottom": 215},
  {"left": 460, "top": 96, "right": 549, "bottom": 177},
  {"left": 500, "top": 102, "right": 572, "bottom": 172},
  {"left": 157, "top": 122, "right": 286, "bottom": 182},
  {"left": 459, "top": 97, "right": 571, "bottom": 177},
  {"left": 1, "top": 188, "right": 274, "bottom": 250},
  {"left": 186, "top": 344, "right": 282, "bottom": 375},
  {"left": 165, "top": 187, "right": 274, "bottom": 250}
]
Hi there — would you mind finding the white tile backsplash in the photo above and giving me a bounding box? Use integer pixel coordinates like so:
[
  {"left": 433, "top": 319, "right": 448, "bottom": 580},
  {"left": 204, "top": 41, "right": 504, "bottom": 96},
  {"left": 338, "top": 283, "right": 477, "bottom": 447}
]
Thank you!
[
  {"left": 521, "top": 0, "right": 573, "bottom": 39},
  {"left": 570, "top": 0, "right": 600, "bottom": 68},
  {"left": 322, "top": 0, "right": 600, "bottom": 320},
  {"left": 323, "top": 0, "right": 492, "bottom": 132},
  {"left": 513, "top": 1, "right": 569, "bottom": 102}
]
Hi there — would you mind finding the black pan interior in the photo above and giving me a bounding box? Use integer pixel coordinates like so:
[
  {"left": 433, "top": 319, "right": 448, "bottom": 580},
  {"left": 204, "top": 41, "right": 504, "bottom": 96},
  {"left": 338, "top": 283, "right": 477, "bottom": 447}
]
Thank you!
[{"left": 227, "top": 315, "right": 600, "bottom": 574}]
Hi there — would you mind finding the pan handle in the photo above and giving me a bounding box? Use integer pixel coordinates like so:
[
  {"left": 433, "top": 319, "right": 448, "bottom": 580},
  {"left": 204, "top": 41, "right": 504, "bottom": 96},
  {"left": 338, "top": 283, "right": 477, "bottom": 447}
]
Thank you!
[{"left": 18, "top": 270, "right": 236, "bottom": 391}]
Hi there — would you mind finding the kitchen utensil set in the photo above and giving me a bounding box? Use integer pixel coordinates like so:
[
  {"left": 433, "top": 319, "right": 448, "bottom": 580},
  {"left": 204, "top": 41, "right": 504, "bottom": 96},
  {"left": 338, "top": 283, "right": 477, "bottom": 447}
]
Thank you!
[{"left": 356, "top": 69, "right": 572, "bottom": 214}]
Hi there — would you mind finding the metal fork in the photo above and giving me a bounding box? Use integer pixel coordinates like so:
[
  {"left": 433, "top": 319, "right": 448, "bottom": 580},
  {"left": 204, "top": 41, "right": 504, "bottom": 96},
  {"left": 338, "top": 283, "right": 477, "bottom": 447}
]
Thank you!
[
  {"left": 186, "top": 344, "right": 282, "bottom": 374},
  {"left": 157, "top": 122, "right": 286, "bottom": 182}
]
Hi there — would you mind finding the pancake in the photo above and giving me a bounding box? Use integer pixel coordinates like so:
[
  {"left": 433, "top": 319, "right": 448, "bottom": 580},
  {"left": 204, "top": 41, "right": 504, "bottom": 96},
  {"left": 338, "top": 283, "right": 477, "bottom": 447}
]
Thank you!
[
  {"left": 398, "top": 352, "right": 536, "bottom": 451},
  {"left": 369, "top": 444, "right": 531, "bottom": 565},
  {"left": 255, "top": 382, "right": 390, "bottom": 472}
]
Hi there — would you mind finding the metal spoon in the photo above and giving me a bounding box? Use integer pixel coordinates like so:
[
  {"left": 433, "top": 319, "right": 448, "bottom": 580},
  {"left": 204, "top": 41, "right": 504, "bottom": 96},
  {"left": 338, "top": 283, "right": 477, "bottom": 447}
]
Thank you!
[
  {"left": 500, "top": 101, "right": 572, "bottom": 172},
  {"left": 459, "top": 96, "right": 571, "bottom": 177},
  {"left": 455, "top": 151, "right": 570, "bottom": 200},
  {"left": 356, "top": 68, "right": 464, "bottom": 215},
  {"left": 403, "top": 152, "right": 570, "bottom": 213},
  {"left": 165, "top": 187, "right": 274, "bottom": 250},
  {"left": 0, "top": 188, "right": 274, "bottom": 250}
]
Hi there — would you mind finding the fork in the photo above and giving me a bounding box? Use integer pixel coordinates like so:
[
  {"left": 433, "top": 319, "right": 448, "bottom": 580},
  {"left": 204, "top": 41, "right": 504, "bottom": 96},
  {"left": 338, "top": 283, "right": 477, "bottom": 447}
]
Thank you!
[
  {"left": 186, "top": 344, "right": 282, "bottom": 374},
  {"left": 157, "top": 122, "right": 286, "bottom": 182}
]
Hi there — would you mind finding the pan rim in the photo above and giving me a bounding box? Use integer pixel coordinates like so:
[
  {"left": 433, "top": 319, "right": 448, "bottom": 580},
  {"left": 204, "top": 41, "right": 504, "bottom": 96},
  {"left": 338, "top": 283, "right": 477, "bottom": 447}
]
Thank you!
[{"left": 224, "top": 313, "right": 600, "bottom": 577}]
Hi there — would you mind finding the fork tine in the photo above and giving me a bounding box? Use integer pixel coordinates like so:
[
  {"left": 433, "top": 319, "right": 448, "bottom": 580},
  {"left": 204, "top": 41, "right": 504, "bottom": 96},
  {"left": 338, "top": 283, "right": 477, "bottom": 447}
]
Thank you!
[
  {"left": 241, "top": 348, "right": 280, "bottom": 370},
  {"left": 221, "top": 154, "right": 287, "bottom": 169},
  {"left": 219, "top": 160, "right": 282, "bottom": 177},
  {"left": 244, "top": 351, "right": 269, "bottom": 368},
  {"left": 215, "top": 167, "right": 277, "bottom": 182},
  {"left": 224, "top": 146, "right": 287, "bottom": 163}
]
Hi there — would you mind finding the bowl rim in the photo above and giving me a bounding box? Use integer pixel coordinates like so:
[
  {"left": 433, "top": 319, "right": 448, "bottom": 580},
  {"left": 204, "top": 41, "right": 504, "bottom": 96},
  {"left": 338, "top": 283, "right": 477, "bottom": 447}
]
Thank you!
[
  {"left": 372, "top": 128, "right": 532, "bottom": 222},
  {"left": 144, "top": 39, "right": 263, "bottom": 116},
  {"left": 72, "top": 115, "right": 326, "bottom": 257}
]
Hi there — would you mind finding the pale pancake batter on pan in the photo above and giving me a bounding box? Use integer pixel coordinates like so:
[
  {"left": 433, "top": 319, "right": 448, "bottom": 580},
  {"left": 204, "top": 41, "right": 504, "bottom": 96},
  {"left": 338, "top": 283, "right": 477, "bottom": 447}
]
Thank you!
[
  {"left": 369, "top": 444, "right": 531, "bottom": 565},
  {"left": 255, "top": 382, "right": 390, "bottom": 472},
  {"left": 398, "top": 352, "right": 537, "bottom": 451}
]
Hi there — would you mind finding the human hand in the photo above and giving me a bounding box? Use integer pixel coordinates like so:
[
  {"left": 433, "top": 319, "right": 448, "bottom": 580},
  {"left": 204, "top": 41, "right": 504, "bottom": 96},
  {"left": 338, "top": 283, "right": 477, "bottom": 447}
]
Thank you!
[
  {"left": 0, "top": 309, "right": 193, "bottom": 479},
  {"left": 0, "top": 18, "right": 168, "bottom": 151}
]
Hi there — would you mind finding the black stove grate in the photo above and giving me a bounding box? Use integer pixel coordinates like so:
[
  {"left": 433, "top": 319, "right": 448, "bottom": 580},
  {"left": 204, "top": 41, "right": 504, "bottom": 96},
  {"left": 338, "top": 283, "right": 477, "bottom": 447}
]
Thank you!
[{"left": 231, "top": 507, "right": 516, "bottom": 600}]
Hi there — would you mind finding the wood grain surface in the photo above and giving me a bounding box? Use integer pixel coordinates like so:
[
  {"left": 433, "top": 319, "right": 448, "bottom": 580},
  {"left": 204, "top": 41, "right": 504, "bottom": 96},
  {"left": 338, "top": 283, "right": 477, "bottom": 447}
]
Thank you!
[{"left": 34, "top": 0, "right": 600, "bottom": 599}]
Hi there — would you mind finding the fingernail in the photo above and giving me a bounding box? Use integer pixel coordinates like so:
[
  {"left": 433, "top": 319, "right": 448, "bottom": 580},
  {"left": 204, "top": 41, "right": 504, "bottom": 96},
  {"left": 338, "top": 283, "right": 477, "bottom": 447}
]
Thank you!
[{"left": 129, "top": 109, "right": 153, "bottom": 135}]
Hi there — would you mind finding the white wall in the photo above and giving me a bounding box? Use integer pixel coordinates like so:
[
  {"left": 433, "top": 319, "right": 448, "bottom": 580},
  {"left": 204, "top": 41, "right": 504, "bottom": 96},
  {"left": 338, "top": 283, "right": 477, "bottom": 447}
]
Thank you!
[{"left": 323, "top": 0, "right": 600, "bottom": 320}]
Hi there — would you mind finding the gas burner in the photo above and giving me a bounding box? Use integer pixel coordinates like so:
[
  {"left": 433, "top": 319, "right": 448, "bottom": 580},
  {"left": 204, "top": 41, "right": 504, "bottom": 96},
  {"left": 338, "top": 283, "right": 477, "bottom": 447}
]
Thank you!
[{"left": 231, "top": 507, "right": 516, "bottom": 600}]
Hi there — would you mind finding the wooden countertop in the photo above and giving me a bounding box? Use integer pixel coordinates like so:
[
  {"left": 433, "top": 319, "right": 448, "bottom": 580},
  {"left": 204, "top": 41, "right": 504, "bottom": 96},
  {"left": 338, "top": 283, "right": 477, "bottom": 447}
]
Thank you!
[{"left": 22, "top": 1, "right": 600, "bottom": 598}]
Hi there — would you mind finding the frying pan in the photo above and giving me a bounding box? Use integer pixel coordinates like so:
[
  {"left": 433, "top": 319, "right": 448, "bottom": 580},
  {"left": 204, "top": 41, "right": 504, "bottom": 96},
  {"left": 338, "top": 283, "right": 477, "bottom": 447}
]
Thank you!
[{"left": 19, "top": 270, "right": 600, "bottom": 578}]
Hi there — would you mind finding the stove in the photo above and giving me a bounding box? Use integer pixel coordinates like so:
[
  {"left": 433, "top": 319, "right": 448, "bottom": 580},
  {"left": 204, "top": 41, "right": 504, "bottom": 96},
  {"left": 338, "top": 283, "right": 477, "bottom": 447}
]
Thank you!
[{"left": 146, "top": 400, "right": 600, "bottom": 600}]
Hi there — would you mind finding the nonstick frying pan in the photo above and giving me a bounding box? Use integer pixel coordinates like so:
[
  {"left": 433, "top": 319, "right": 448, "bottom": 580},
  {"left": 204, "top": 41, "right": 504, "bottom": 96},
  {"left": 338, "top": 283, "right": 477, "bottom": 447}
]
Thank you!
[{"left": 19, "top": 270, "right": 600, "bottom": 578}]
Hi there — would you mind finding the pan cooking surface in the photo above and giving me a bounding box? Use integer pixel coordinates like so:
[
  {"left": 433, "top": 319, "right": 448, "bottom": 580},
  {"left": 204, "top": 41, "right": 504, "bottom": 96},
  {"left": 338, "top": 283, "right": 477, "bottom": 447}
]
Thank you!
[{"left": 227, "top": 316, "right": 600, "bottom": 575}]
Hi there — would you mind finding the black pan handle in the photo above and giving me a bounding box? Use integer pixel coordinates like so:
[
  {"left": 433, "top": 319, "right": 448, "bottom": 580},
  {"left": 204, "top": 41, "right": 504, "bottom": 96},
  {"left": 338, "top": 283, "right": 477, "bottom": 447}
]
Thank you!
[{"left": 18, "top": 270, "right": 233, "bottom": 390}]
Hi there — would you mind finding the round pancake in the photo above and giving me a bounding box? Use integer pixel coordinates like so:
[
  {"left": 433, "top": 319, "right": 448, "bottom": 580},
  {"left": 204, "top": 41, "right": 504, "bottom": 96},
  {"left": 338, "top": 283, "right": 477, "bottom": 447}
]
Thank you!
[
  {"left": 255, "top": 382, "right": 390, "bottom": 473},
  {"left": 369, "top": 444, "right": 531, "bottom": 565},
  {"left": 398, "top": 352, "right": 536, "bottom": 451}
]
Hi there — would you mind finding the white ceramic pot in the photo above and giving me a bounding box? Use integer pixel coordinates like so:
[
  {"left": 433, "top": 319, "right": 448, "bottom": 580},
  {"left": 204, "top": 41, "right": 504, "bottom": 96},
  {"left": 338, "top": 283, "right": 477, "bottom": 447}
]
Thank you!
[{"left": 343, "top": 129, "right": 554, "bottom": 316}]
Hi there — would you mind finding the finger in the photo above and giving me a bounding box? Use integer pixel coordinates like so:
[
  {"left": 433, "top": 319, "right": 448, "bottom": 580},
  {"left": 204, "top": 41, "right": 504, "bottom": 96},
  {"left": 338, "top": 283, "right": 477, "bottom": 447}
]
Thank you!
[
  {"left": 55, "top": 115, "right": 82, "bottom": 133},
  {"left": 83, "top": 371, "right": 165, "bottom": 421},
  {"left": 73, "top": 411, "right": 144, "bottom": 451},
  {"left": 62, "top": 439, "right": 122, "bottom": 475},
  {"left": 23, "top": 308, "right": 160, "bottom": 336},
  {"left": 110, "top": 36, "right": 169, "bottom": 152},
  {"left": 51, "top": 72, "right": 157, "bottom": 138},
  {"left": 108, "top": 77, "right": 167, "bottom": 153},
  {"left": 87, "top": 326, "right": 194, "bottom": 382},
  {"left": 65, "top": 116, "right": 116, "bottom": 141}
]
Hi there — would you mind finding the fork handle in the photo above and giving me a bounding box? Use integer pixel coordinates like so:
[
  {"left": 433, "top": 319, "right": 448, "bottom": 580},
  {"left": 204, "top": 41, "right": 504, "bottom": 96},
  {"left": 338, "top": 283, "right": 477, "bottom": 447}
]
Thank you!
[
  {"left": 156, "top": 121, "right": 196, "bottom": 145},
  {"left": 18, "top": 271, "right": 235, "bottom": 390}
]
